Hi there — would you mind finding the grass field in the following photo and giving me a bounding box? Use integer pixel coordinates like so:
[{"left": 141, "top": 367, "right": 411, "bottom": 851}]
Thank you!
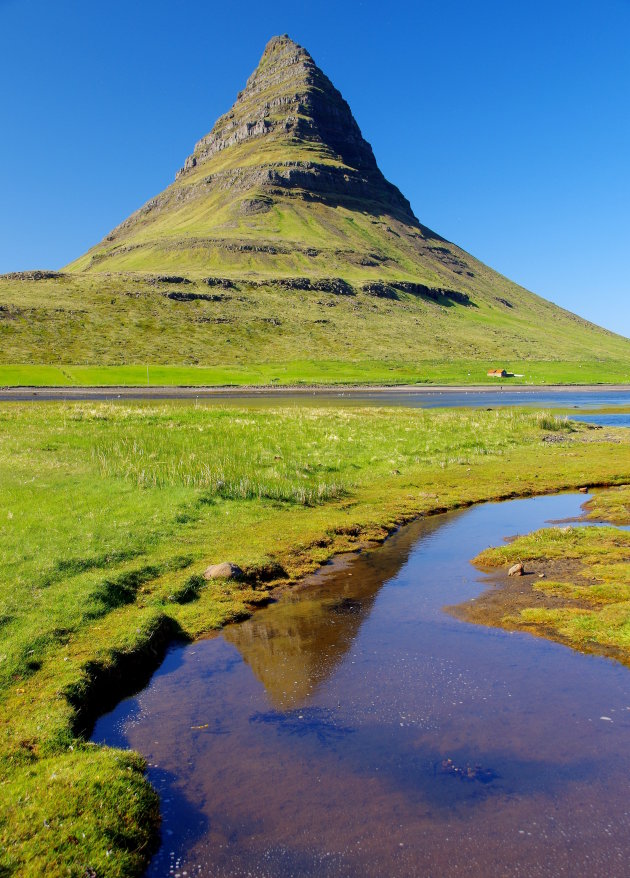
[
  {"left": 1, "top": 403, "right": 629, "bottom": 876},
  {"left": 2, "top": 358, "right": 630, "bottom": 388},
  {"left": 2, "top": 264, "right": 629, "bottom": 385}
]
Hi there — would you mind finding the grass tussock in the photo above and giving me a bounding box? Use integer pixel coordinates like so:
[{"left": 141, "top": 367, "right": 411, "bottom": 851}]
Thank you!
[
  {"left": 470, "top": 512, "right": 630, "bottom": 664},
  {"left": 584, "top": 484, "right": 630, "bottom": 524}
]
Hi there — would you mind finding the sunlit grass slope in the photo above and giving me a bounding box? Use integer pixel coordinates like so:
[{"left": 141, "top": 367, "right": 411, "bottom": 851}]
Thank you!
[{"left": 1, "top": 269, "right": 629, "bottom": 384}]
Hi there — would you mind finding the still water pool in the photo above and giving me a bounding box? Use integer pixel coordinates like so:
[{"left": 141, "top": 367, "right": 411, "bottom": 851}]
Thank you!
[{"left": 93, "top": 493, "right": 630, "bottom": 877}]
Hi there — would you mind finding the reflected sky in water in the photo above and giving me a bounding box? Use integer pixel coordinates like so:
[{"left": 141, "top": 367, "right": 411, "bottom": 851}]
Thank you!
[{"left": 94, "top": 493, "right": 630, "bottom": 877}]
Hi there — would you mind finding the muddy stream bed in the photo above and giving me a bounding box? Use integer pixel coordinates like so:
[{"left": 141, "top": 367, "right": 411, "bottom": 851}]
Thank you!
[{"left": 93, "top": 493, "right": 630, "bottom": 877}]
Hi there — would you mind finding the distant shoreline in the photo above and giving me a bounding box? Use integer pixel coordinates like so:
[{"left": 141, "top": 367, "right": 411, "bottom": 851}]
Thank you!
[{"left": 1, "top": 383, "right": 629, "bottom": 402}]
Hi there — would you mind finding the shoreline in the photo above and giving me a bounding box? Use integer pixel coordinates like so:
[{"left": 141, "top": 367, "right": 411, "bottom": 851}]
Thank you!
[
  {"left": 449, "top": 490, "right": 630, "bottom": 668},
  {"left": 77, "top": 479, "right": 630, "bottom": 738},
  {"left": 1, "top": 382, "right": 629, "bottom": 402},
  {"left": 82, "top": 479, "right": 629, "bottom": 874}
]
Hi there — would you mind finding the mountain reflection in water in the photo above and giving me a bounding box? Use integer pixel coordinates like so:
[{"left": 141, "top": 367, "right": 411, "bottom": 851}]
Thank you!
[
  {"left": 92, "top": 495, "right": 630, "bottom": 878},
  {"left": 223, "top": 515, "right": 448, "bottom": 707}
]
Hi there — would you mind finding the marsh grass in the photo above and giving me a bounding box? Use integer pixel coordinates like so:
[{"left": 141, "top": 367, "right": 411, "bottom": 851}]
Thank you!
[
  {"left": 473, "top": 523, "right": 630, "bottom": 661},
  {"left": 533, "top": 411, "right": 572, "bottom": 432},
  {"left": 88, "top": 404, "right": 568, "bottom": 497},
  {"left": 475, "top": 524, "right": 630, "bottom": 567},
  {"left": 0, "top": 404, "right": 577, "bottom": 698},
  {"left": 584, "top": 484, "right": 630, "bottom": 524}
]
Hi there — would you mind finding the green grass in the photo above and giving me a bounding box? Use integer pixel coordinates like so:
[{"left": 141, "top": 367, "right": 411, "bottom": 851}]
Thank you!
[
  {"left": 2, "top": 266, "right": 628, "bottom": 379},
  {"left": 472, "top": 511, "right": 630, "bottom": 663},
  {"left": 476, "top": 523, "right": 630, "bottom": 567},
  {"left": 2, "top": 358, "right": 630, "bottom": 387},
  {"left": 584, "top": 484, "right": 630, "bottom": 524},
  {"left": 1, "top": 403, "right": 629, "bottom": 875},
  {"left": 3, "top": 195, "right": 630, "bottom": 379},
  {"left": 2, "top": 201, "right": 629, "bottom": 380}
]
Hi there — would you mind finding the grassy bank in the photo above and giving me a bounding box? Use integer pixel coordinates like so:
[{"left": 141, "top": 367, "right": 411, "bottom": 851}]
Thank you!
[
  {"left": 457, "top": 485, "right": 630, "bottom": 663},
  {"left": 2, "top": 358, "right": 630, "bottom": 387},
  {"left": 1, "top": 403, "right": 629, "bottom": 876},
  {"left": 585, "top": 484, "right": 630, "bottom": 524}
]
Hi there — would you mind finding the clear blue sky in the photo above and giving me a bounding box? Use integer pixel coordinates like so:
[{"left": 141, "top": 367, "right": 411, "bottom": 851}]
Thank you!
[{"left": 2, "top": 0, "right": 629, "bottom": 337}]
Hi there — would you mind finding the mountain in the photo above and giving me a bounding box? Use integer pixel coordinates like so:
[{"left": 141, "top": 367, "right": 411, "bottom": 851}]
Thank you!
[
  {"left": 68, "top": 33, "right": 424, "bottom": 278},
  {"left": 1, "top": 34, "right": 629, "bottom": 383}
]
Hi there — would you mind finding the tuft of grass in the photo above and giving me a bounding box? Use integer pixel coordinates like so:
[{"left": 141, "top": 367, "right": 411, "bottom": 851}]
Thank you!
[
  {"left": 1, "top": 747, "right": 160, "bottom": 878},
  {"left": 584, "top": 484, "right": 630, "bottom": 524},
  {"left": 475, "top": 524, "right": 630, "bottom": 568},
  {"left": 469, "top": 507, "right": 630, "bottom": 665},
  {"left": 533, "top": 412, "right": 573, "bottom": 432}
]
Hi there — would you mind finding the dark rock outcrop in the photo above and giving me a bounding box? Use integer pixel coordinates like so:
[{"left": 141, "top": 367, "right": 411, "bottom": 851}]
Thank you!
[
  {"left": 151, "top": 274, "right": 191, "bottom": 285},
  {"left": 1, "top": 270, "right": 64, "bottom": 281},
  {"left": 362, "top": 282, "right": 399, "bottom": 300},
  {"left": 271, "top": 277, "right": 355, "bottom": 296},
  {"left": 392, "top": 281, "right": 470, "bottom": 305},
  {"left": 203, "top": 277, "right": 236, "bottom": 289},
  {"left": 165, "top": 291, "right": 230, "bottom": 303}
]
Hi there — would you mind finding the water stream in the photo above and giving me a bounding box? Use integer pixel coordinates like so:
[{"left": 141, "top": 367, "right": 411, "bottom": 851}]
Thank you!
[{"left": 93, "top": 493, "right": 630, "bottom": 877}]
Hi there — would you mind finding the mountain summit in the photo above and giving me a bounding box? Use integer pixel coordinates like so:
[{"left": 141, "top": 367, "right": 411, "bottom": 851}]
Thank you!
[
  {"left": 177, "top": 34, "right": 389, "bottom": 180},
  {"left": 67, "top": 33, "right": 446, "bottom": 278},
  {"left": 2, "top": 36, "right": 629, "bottom": 379},
  {"left": 175, "top": 34, "right": 415, "bottom": 222}
]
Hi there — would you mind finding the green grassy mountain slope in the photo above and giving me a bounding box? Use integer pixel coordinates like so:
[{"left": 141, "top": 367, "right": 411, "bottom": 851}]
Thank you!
[{"left": 1, "top": 34, "right": 628, "bottom": 384}]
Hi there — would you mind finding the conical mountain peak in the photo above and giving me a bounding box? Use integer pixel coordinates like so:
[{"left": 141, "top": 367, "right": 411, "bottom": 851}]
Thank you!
[
  {"left": 176, "top": 33, "right": 380, "bottom": 177},
  {"left": 74, "top": 35, "right": 421, "bottom": 268},
  {"left": 170, "top": 34, "right": 413, "bottom": 220},
  {"left": 24, "top": 38, "right": 630, "bottom": 375}
]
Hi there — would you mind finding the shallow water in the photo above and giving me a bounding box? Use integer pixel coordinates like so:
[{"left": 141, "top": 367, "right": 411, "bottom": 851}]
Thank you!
[
  {"left": 93, "top": 494, "right": 630, "bottom": 877},
  {"left": 5, "top": 386, "right": 630, "bottom": 418},
  {"left": 572, "top": 412, "right": 630, "bottom": 428}
]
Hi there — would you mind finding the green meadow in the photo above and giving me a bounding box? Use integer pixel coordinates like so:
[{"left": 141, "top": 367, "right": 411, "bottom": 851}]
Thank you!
[
  {"left": 2, "top": 268, "right": 630, "bottom": 389},
  {"left": 2, "top": 359, "right": 630, "bottom": 388}
]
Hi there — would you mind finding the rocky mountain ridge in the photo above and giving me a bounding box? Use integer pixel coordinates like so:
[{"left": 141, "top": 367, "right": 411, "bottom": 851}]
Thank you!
[{"left": 176, "top": 35, "right": 391, "bottom": 181}]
